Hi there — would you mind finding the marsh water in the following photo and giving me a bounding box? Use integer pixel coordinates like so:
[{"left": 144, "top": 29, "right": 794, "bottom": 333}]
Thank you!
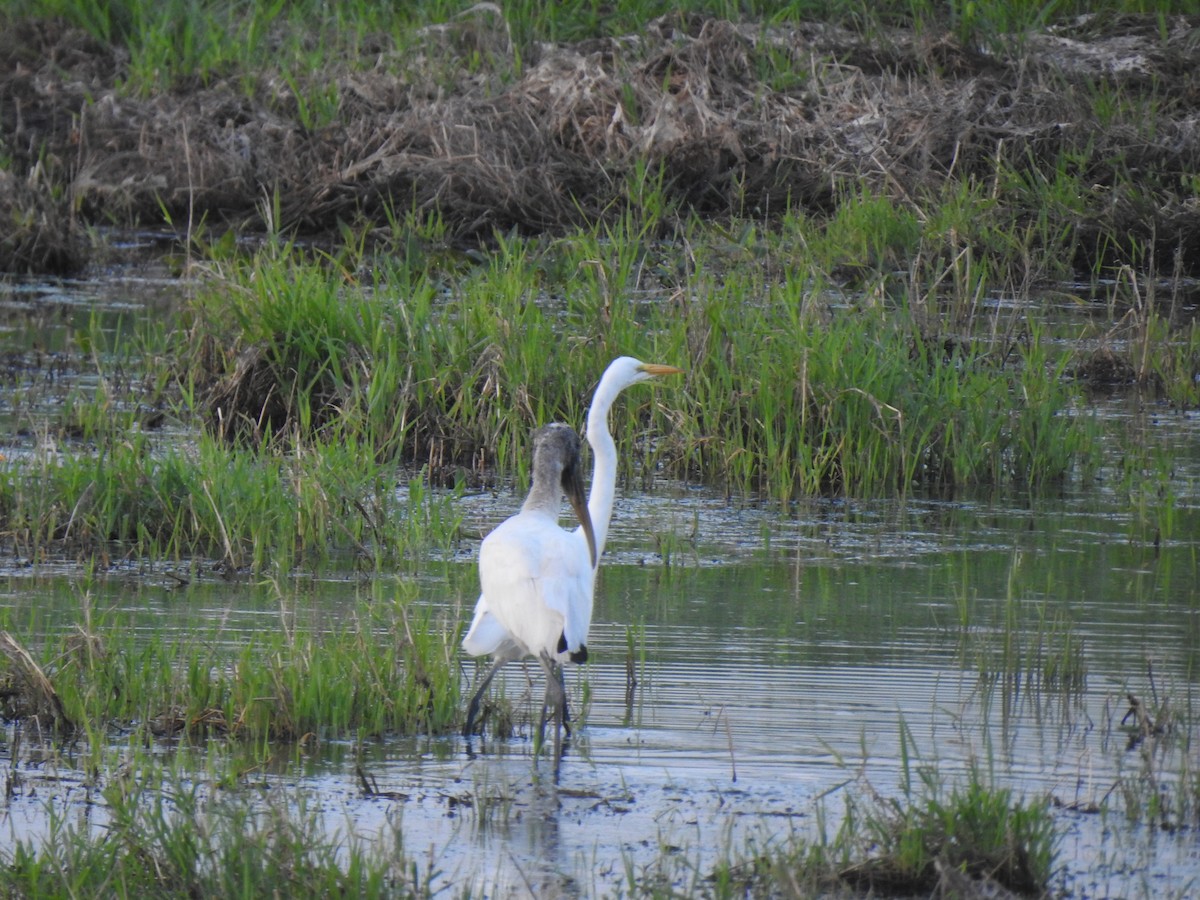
[{"left": 2, "top": 266, "right": 1200, "bottom": 897}]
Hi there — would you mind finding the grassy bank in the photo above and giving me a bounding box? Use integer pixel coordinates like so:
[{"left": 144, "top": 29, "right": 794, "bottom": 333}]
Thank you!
[
  {"left": 721, "top": 762, "right": 1059, "bottom": 897},
  {"left": 5, "top": 1, "right": 1200, "bottom": 283},
  {"left": 17, "top": 1, "right": 1199, "bottom": 91}
]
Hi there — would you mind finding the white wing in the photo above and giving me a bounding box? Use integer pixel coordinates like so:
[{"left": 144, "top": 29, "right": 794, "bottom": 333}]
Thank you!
[
  {"left": 477, "top": 510, "right": 594, "bottom": 661},
  {"left": 461, "top": 594, "right": 523, "bottom": 659}
]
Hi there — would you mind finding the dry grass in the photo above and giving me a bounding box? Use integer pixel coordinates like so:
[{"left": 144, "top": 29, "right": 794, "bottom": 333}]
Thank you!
[
  {"left": 0, "top": 169, "right": 86, "bottom": 274},
  {"left": 0, "top": 631, "right": 75, "bottom": 734},
  {"left": 4, "top": 12, "right": 1200, "bottom": 273}
]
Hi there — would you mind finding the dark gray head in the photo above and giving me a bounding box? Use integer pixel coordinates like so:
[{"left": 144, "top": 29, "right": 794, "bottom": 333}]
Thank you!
[
  {"left": 531, "top": 423, "right": 598, "bottom": 567},
  {"left": 531, "top": 423, "right": 582, "bottom": 468}
]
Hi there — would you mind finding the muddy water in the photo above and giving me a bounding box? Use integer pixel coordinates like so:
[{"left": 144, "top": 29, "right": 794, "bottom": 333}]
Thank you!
[{"left": 3, "top": 269, "right": 1200, "bottom": 896}]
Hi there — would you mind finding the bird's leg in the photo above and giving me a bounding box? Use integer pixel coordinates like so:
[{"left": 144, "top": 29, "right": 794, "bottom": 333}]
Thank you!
[
  {"left": 559, "top": 662, "right": 572, "bottom": 736},
  {"left": 463, "top": 658, "right": 506, "bottom": 737},
  {"left": 537, "top": 651, "right": 567, "bottom": 758}
]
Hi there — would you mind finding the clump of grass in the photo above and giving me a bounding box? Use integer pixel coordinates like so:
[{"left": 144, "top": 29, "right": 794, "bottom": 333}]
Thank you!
[
  {"left": 0, "top": 758, "right": 431, "bottom": 898},
  {"left": 837, "top": 776, "right": 1057, "bottom": 896},
  {"left": 3, "top": 218, "right": 1107, "bottom": 571},
  {"left": 2, "top": 584, "right": 461, "bottom": 743},
  {"left": 731, "top": 758, "right": 1059, "bottom": 898},
  {"left": 818, "top": 191, "right": 923, "bottom": 278},
  {"left": 0, "top": 430, "right": 461, "bottom": 571}
]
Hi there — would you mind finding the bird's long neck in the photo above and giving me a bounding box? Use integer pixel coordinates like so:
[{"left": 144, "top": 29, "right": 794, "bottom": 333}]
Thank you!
[
  {"left": 585, "top": 373, "right": 623, "bottom": 559},
  {"left": 522, "top": 463, "right": 563, "bottom": 516}
]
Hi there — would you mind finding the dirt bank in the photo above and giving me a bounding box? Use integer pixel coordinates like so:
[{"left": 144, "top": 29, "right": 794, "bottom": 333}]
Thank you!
[{"left": 3, "top": 12, "right": 1199, "bottom": 275}]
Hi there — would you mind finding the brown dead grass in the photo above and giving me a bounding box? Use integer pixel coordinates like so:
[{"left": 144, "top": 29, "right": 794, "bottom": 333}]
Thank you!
[
  {"left": 0, "top": 169, "right": 86, "bottom": 274},
  {"left": 0, "top": 631, "right": 75, "bottom": 734},
  {"left": 3, "top": 12, "right": 1200, "bottom": 274},
  {"left": 203, "top": 339, "right": 372, "bottom": 445}
]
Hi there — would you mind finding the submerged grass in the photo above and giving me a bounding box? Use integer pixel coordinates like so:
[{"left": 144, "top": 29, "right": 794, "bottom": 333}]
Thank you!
[{"left": 964, "top": 553, "right": 1090, "bottom": 708}]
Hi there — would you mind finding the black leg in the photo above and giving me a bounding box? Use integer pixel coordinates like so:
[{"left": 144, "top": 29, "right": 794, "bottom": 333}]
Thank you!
[
  {"left": 537, "top": 651, "right": 567, "bottom": 758},
  {"left": 463, "top": 658, "right": 506, "bottom": 737},
  {"left": 559, "top": 662, "right": 572, "bottom": 736}
]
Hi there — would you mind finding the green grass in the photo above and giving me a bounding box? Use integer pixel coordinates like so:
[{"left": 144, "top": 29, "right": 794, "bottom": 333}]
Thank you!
[
  {"left": 16, "top": 0, "right": 1200, "bottom": 95},
  {"left": 0, "top": 757, "right": 433, "bottom": 898},
  {"left": 804, "top": 729, "right": 1055, "bottom": 897},
  {"left": 838, "top": 771, "right": 1057, "bottom": 896},
  {"left": 202, "top": 229, "right": 1099, "bottom": 505},
  {"left": 1, "top": 582, "right": 461, "bottom": 744},
  {"left": 0, "top": 430, "right": 462, "bottom": 571},
  {"left": 0, "top": 205, "right": 1110, "bottom": 568}
]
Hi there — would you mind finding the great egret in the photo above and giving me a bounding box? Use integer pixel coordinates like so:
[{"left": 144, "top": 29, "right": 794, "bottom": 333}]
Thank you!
[{"left": 461, "top": 357, "right": 683, "bottom": 749}]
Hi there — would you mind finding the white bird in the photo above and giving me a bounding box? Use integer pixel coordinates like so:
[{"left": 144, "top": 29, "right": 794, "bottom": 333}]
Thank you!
[{"left": 462, "top": 357, "right": 684, "bottom": 750}]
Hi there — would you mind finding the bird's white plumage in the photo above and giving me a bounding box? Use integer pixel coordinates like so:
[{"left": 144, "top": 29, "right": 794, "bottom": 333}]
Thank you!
[
  {"left": 461, "top": 358, "right": 682, "bottom": 742},
  {"left": 460, "top": 601, "right": 519, "bottom": 660},
  {"left": 578, "top": 356, "right": 652, "bottom": 559},
  {"left": 477, "top": 508, "right": 593, "bottom": 662}
]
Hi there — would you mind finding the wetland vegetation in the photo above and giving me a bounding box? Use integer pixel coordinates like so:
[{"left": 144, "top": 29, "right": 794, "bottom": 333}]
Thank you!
[{"left": 2, "top": 0, "right": 1200, "bottom": 897}]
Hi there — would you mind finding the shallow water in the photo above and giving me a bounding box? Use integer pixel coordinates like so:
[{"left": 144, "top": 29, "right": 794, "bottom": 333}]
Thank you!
[
  {"left": 3, "top": 266, "right": 1200, "bottom": 896},
  {"left": 4, "top": 476, "right": 1200, "bottom": 896}
]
